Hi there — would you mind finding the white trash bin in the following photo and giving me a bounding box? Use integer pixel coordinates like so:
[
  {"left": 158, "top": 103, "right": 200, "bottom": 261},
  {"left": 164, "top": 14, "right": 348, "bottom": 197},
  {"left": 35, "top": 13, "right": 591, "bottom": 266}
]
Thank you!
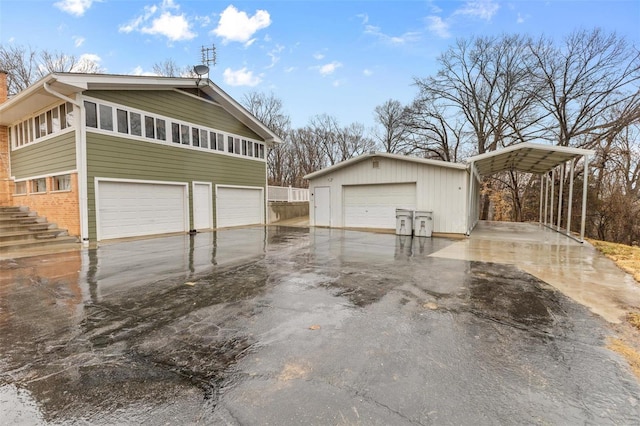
[
  {"left": 395, "top": 209, "right": 413, "bottom": 236},
  {"left": 414, "top": 210, "right": 433, "bottom": 237}
]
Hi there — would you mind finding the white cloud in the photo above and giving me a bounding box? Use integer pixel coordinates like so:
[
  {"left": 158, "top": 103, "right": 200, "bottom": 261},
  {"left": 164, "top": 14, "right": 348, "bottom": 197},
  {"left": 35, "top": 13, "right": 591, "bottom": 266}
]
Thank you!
[
  {"left": 455, "top": 0, "right": 499, "bottom": 20},
  {"left": 266, "top": 44, "right": 284, "bottom": 69},
  {"left": 54, "top": 0, "right": 95, "bottom": 17},
  {"left": 284, "top": 66, "right": 296, "bottom": 73},
  {"left": 317, "top": 61, "right": 342, "bottom": 76},
  {"left": 72, "top": 53, "right": 102, "bottom": 71},
  {"left": 428, "top": 1, "right": 442, "bottom": 14},
  {"left": 213, "top": 5, "right": 271, "bottom": 46},
  {"left": 363, "top": 69, "right": 373, "bottom": 77},
  {"left": 332, "top": 79, "right": 345, "bottom": 87},
  {"left": 313, "top": 52, "right": 325, "bottom": 60},
  {"left": 196, "top": 15, "right": 211, "bottom": 27},
  {"left": 364, "top": 24, "right": 420, "bottom": 45},
  {"left": 426, "top": 16, "right": 451, "bottom": 38},
  {"left": 142, "top": 12, "right": 195, "bottom": 40},
  {"left": 223, "top": 67, "right": 262, "bottom": 86},
  {"left": 131, "top": 66, "right": 158, "bottom": 76},
  {"left": 357, "top": 13, "right": 369, "bottom": 24},
  {"left": 73, "top": 36, "right": 85, "bottom": 47},
  {"left": 119, "top": 0, "right": 195, "bottom": 42},
  {"left": 517, "top": 13, "right": 526, "bottom": 24}
]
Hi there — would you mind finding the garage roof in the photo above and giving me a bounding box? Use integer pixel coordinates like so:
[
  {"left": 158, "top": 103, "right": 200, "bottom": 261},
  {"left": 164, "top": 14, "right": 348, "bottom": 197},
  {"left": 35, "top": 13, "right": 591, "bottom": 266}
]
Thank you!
[
  {"left": 0, "top": 72, "right": 283, "bottom": 145},
  {"left": 466, "top": 142, "right": 595, "bottom": 176},
  {"left": 304, "top": 151, "right": 467, "bottom": 180}
]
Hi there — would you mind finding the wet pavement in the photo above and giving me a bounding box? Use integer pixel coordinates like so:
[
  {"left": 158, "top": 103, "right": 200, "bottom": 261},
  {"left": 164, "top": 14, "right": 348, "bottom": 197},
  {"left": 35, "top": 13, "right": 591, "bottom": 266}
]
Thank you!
[{"left": 1, "top": 225, "right": 639, "bottom": 424}]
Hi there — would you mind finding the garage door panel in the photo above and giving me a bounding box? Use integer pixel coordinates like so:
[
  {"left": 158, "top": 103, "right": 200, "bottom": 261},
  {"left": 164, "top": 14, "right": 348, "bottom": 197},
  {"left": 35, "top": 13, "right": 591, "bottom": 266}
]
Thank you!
[
  {"left": 97, "top": 181, "right": 187, "bottom": 240},
  {"left": 217, "top": 187, "right": 264, "bottom": 228},
  {"left": 344, "top": 183, "right": 416, "bottom": 229}
]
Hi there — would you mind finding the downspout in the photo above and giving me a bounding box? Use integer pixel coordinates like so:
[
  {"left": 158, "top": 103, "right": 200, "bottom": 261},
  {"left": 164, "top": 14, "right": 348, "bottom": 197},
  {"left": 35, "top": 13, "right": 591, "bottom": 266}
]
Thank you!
[{"left": 43, "top": 81, "right": 89, "bottom": 246}]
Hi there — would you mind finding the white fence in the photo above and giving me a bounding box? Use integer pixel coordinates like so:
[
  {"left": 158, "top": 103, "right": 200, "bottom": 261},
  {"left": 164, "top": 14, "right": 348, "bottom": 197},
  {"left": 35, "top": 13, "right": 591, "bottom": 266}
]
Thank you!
[{"left": 268, "top": 186, "right": 310, "bottom": 202}]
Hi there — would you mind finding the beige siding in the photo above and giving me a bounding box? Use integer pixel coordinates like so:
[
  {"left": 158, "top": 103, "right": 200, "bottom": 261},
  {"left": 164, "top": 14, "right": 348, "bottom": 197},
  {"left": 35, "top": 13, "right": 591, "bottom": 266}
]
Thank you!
[
  {"left": 86, "top": 90, "right": 261, "bottom": 140},
  {"left": 10, "top": 131, "right": 76, "bottom": 178},
  {"left": 308, "top": 157, "right": 468, "bottom": 234},
  {"left": 86, "top": 133, "right": 265, "bottom": 240}
]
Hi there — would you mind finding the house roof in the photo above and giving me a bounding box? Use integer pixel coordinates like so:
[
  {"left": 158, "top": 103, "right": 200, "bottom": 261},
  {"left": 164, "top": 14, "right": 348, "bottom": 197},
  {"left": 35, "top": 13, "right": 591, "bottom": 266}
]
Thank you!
[
  {"left": 0, "top": 72, "right": 283, "bottom": 145},
  {"left": 304, "top": 151, "right": 468, "bottom": 180},
  {"left": 465, "top": 142, "right": 595, "bottom": 176}
]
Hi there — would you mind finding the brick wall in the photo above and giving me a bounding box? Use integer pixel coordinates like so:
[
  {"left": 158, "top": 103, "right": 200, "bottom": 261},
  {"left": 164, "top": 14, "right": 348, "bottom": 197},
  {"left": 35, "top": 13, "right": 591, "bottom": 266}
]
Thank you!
[
  {"left": 0, "top": 71, "right": 12, "bottom": 206},
  {"left": 0, "top": 125, "right": 13, "bottom": 206},
  {"left": 13, "top": 173, "right": 81, "bottom": 237}
]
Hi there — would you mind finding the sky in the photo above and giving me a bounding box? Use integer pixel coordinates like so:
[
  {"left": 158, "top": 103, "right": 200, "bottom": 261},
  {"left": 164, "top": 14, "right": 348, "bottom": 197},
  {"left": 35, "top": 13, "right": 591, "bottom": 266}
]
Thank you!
[{"left": 1, "top": 0, "right": 639, "bottom": 130}]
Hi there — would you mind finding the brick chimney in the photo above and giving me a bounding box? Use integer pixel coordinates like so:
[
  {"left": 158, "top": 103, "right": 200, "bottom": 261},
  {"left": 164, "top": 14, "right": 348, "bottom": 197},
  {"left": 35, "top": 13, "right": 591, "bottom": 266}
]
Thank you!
[
  {"left": 0, "top": 70, "right": 7, "bottom": 104},
  {"left": 0, "top": 70, "right": 13, "bottom": 205}
]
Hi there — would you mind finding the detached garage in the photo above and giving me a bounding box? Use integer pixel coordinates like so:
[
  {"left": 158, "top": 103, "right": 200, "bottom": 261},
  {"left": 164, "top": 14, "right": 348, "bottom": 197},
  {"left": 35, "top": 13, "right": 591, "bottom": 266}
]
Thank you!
[{"left": 305, "top": 153, "right": 469, "bottom": 235}]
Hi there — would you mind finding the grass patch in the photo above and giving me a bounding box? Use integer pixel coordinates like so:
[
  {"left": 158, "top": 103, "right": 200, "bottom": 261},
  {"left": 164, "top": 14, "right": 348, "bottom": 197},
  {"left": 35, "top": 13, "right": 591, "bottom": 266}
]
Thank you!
[
  {"left": 628, "top": 313, "right": 640, "bottom": 331},
  {"left": 587, "top": 239, "right": 640, "bottom": 283},
  {"left": 608, "top": 337, "right": 640, "bottom": 380}
]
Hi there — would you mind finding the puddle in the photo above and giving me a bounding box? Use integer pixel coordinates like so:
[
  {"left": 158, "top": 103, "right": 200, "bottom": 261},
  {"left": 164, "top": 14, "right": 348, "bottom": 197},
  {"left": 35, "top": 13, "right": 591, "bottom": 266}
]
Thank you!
[{"left": 1, "top": 227, "right": 639, "bottom": 424}]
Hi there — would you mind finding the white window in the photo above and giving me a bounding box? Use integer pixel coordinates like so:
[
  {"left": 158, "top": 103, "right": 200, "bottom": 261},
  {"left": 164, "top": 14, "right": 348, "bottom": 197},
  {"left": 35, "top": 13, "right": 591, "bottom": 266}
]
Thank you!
[
  {"left": 85, "top": 101, "right": 98, "bottom": 128},
  {"left": 31, "top": 178, "right": 46, "bottom": 194},
  {"left": 99, "top": 105, "right": 113, "bottom": 130},
  {"left": 52, "top": 175, "right": 71, "bottom": 191},
  {"left": 131, "top": 112, "right": 142, "bottom": 136},
  {"left": 14, "top": 181, "right": 27, "bottom": 195},
  {"left": 117, "top": 109, "right": 129, "bottom": 134}
]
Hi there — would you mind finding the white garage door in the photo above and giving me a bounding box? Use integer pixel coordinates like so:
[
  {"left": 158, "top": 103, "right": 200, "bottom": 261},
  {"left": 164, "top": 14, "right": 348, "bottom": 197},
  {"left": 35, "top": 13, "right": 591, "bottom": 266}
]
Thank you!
[
  {"left": 344, "top": 183, "right": 416, "bottom": 229},
  {"left": 216, "top": 186, "right": 264, "bottom": 228},
  {"left": 97, "top": 180, "right": 188, "bottom": 240}
]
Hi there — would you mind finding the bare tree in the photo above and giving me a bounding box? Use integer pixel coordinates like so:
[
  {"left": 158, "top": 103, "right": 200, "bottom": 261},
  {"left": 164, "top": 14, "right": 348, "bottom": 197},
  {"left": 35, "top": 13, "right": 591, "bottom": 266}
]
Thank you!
[
  {"left": 240, "top": 91, "right": 292, "bottom": 186},
  {"left": 152, "top": 59, "right": 195, "bottom": 77},
  {"left": 528, "top": 28, "right": 640, "bottom": 149},
  {"left": 307, "top": 114, "right": 375, "bottom": 166},
  {"left": 0, "top": 44, "right": 37, "bottom": 94},
  {"left": 373, "top": 99, "right": 410, "bottom": 153},
  {"left": 1, "top": 44, "right": 102, "bottom": 95},
  {"left": 242, "top": 91, "right": 290, "bottom": 139},
  {"left": 40, "top": 50, "right": 101, "bottom": 74},
  {"left": 402, "top": 96, "right": 464, "bottom": 162}
]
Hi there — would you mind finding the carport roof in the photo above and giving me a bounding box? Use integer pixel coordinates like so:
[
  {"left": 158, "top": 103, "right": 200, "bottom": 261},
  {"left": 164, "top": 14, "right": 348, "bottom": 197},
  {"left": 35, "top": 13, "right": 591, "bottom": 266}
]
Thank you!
[
  {"left": 304, "top": 151, "right": 467, "bottom": 180},
  {"left": 466, "top": 142, "right": 595, "bottom": 176}
]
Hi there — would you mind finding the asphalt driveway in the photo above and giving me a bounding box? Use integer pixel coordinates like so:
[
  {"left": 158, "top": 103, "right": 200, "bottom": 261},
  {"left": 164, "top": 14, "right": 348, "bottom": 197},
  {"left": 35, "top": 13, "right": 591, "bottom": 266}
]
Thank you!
[{"left": 1, "top": 226, "right": 639, "bottom": 424}]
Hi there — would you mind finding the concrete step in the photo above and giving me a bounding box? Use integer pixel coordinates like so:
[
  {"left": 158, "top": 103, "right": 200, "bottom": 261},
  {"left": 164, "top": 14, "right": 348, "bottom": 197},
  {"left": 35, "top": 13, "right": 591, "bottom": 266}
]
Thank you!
[
  {"left": 0, "top": 206, "right": 25, "bottom": 213},
  {"left": 0, "top": 222, "right": 57, "bottom": 233},
  {"left": 0, "top": 236, "right": 80, "bottom": 254},
  {"left": 0, "top": 229, "right": 69, "bottom": 243}
]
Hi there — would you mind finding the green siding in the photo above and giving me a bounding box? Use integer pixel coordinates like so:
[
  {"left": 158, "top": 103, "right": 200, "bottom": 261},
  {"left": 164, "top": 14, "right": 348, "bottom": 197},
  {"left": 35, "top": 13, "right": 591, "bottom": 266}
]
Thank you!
[
  {"left": 86, "top": 133, "right": 266, "bottom": 240},
  {"left": 86, "top": 90, "right": 261, "bottom": 140},
  {"left": 10, "top": 132, "right": 76, "bottom": 178}
]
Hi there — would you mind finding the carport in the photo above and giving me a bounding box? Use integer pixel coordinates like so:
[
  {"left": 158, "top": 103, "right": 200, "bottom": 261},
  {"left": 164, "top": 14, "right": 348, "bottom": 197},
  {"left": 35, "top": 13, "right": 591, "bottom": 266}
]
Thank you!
[{"left": 466, "top": 142, "right": 595, "bottom": 242}]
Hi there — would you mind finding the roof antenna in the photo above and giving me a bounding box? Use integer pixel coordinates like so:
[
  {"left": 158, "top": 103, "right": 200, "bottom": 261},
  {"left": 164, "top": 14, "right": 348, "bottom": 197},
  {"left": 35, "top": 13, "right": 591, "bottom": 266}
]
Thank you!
[{"left": 193, "top": 44, "right": 216, "bottom": 87}]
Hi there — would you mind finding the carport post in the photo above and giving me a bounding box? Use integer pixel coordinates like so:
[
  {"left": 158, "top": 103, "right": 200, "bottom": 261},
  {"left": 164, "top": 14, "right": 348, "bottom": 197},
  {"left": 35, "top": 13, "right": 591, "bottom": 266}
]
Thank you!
[
  {"left": 467, "top": 162, "right": 475, "bottom": 235},
  {"left": 544, "top": 172, "right": 549, "bottom": 226},
  {"left": 580, "top": 155, "right": 590, "bottom": 242},
  {"left": 550, "top": 169, "right": 555, "bottom": 226},
  {"left": 566, "top": 159, "right": 575, "bottom": 236},
  {"left": 539, "top": 174, "right": 544, "bottom": 224},
  {"left": 557, "top": 163, "right": 565, "bottom": 229}
]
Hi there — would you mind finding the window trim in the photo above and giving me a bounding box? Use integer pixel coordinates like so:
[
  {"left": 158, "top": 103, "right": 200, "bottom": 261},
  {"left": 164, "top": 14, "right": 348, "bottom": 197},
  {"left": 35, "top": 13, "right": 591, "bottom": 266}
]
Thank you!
[
  {"left": 10, "top": 101, "right": 75, "bottom": 150},
  {"left": 81, "top": 96, "right": 267, "bottom": 162}
]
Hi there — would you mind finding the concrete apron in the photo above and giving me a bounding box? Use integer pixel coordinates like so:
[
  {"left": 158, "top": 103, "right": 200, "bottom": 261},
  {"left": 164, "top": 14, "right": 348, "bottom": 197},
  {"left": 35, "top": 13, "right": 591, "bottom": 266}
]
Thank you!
[{"left": 431, "top": 220, "right": 640, "bottom": 323}]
